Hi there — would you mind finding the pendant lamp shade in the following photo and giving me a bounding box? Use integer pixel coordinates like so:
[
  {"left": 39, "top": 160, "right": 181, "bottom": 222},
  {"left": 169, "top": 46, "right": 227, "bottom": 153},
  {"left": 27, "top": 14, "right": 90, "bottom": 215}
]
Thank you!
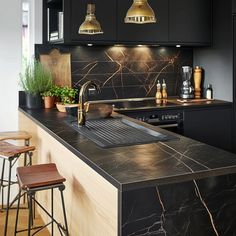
[
  {"left": 79, "top": 3, "right": 103, "bottom": 35},
  {"left": 125, "top": 0, "right": 157, "bottom": 24}
]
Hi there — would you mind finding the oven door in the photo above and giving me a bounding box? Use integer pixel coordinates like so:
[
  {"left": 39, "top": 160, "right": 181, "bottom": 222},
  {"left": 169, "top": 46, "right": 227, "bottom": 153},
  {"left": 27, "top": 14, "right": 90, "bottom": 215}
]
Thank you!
[{"left": 147, "top": 120, "right": 184, "bottom": 134}]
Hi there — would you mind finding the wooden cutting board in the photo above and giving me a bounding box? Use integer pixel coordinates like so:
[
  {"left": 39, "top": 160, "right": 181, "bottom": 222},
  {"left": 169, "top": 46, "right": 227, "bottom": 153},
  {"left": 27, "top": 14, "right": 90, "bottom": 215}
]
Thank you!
[{"left": 40, "top": 49, "right": 71, "bottom": 87}]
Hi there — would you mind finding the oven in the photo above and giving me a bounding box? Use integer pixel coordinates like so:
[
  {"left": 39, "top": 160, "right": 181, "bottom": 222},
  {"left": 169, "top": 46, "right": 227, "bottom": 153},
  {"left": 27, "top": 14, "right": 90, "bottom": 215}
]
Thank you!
[
  {"left": 145, "top": 112, "right": 183, "bottom": 134},
  {"left": 119, "top": 109, "right": 184, "bottom": 135}
]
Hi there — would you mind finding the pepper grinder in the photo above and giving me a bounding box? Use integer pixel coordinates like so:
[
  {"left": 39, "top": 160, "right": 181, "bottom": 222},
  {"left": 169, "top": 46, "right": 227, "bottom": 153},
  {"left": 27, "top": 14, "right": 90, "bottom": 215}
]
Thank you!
[
  {"left": 155, "top": 80, "right": 162, "bottom": 104},
  {"left": 193, "top": 66, "right": 202, "bottom": 99}
]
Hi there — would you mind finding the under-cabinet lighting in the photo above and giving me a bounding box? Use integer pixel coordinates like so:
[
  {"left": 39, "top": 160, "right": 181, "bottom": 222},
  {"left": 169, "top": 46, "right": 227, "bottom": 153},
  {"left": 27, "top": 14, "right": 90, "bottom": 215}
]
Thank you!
[
  {"left": 176, "top": 45, "right": 181, "bottom": 48},
  {"left": 87, "top": 44, "right": 93, "bottom": 46}
]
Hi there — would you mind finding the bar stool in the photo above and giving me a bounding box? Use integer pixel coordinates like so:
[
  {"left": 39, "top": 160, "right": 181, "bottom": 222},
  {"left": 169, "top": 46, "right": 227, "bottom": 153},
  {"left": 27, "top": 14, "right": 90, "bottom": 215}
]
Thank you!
[
  {"left": 15, "top": 163, "right": 69, "bottom": 236},
  {"left": 0, "top": 131, "right": 32, "bottom": 144},
  {"left": 0, "top": 141, "right": 35, "bottom": 236},
  {"left": 0, "top": 131, "right": 32, "bottom": 208}
]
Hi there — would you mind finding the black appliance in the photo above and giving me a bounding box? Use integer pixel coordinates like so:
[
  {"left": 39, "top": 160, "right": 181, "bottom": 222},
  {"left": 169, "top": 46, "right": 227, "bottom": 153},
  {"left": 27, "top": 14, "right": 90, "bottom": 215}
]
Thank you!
[{"left": 119, "top": 109, "right": 184, "bottom": 135}]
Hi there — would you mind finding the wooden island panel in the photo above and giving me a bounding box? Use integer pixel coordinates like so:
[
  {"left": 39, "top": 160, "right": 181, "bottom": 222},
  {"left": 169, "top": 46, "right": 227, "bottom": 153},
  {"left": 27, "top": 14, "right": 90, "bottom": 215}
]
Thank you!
[{"left": 19, "top": 111, "right": 118, "bottom": 236}]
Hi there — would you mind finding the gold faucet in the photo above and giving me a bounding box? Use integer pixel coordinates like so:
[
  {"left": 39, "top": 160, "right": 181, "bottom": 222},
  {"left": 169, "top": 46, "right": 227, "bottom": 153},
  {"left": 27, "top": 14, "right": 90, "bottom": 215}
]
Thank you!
[{"left": 78, "top": 81, "right": 100, "bottom": 126}]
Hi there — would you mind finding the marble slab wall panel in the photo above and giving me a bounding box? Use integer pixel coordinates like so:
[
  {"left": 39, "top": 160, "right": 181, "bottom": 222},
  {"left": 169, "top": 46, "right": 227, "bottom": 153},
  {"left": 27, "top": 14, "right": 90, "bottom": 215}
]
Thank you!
[
  {"left": 121, "top": 174, "right": 236, "bottom": 236},
  {"left": 35, "top": 45, "right": 193, "bottom": 100}
]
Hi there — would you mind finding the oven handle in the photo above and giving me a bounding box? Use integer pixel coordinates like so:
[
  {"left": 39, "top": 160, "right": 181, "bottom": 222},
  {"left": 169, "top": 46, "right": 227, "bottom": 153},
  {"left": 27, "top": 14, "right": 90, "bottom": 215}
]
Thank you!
[{"left": 157, "top": 123, "right": 179, "bottom": 128}]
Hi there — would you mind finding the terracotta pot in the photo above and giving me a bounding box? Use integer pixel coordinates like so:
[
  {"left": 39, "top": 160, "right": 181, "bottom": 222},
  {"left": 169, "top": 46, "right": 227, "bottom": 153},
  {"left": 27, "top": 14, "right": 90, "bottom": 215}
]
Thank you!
[{"left": 44, "top": 96, "right": 55, "bottom": 109}]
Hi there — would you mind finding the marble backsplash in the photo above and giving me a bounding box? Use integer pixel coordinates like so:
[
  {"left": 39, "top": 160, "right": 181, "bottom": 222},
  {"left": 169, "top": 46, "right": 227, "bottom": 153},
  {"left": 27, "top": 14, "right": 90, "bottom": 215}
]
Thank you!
[{"left": 36, "top": 45, "right": 193, "bottom": 100}]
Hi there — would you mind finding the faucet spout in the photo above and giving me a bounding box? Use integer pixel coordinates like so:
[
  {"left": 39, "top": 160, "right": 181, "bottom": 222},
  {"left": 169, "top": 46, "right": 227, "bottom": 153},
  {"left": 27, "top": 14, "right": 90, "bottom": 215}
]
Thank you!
[{"left": 78, "top": 81, "right": 100, "bottom": 126}]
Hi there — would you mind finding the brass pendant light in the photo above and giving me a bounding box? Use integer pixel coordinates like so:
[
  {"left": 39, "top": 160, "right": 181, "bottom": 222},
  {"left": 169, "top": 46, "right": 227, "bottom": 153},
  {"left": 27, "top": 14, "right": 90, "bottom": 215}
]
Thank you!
[
  {"left": 125, "top": 0, "right": 157, "bottom": 24},
  {"left": 79, "top": 3, "right": 103, "bottom": 35}
]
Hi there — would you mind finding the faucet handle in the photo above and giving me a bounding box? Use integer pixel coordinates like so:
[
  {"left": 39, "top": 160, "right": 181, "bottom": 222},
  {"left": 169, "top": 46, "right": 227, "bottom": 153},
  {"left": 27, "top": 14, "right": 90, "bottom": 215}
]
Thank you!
[
  {"left": 91, "top": 81, "right": 101, "bottom": 94},
  {"left": 84, "top": 102, "right": 90, "bottom": 113}
]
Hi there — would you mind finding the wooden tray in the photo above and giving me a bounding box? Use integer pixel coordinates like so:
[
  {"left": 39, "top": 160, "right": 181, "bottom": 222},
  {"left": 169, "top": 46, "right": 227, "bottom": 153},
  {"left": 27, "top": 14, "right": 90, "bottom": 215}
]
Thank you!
[{"left": 40, "top": 49, "right": 71, "bottom": 87}]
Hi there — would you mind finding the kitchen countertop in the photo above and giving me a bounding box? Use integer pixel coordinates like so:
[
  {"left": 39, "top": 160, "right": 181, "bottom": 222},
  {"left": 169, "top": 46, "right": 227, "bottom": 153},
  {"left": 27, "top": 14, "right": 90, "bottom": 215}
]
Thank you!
[
  {"left": 19, "top": 106, "right": 236, "bottom": 191},
  {"left": 88, "top": 97, "right": 232, "bottom": 112}
]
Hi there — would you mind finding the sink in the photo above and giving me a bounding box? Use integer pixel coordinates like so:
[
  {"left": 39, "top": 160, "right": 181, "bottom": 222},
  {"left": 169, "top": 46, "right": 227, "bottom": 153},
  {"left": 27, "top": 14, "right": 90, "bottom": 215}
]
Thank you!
[{"left": 70, "top": 118, "right": 177, "bottom": 148}]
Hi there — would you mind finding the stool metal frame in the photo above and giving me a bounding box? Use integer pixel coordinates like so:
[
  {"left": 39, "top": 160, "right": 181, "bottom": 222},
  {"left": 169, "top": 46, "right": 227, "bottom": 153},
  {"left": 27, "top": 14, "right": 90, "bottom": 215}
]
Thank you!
[
  {"left": 0, "top": 143, "right": 32, "bottom": 210},
  {"left": 0, "top": 140, "right": 34, "bottom": 236},
  {"left": 0, "top": 137, "right": 31, "bottom": 209},
  {"left": 15, "top": 183, "right": 69, "bottom": 236}
]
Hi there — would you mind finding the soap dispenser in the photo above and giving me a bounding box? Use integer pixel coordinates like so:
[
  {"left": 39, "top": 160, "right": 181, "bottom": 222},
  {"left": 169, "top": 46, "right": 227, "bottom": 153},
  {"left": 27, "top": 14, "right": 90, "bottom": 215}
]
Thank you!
[{"left": 155, "top": 80, "right": 162, "bottom": 104}]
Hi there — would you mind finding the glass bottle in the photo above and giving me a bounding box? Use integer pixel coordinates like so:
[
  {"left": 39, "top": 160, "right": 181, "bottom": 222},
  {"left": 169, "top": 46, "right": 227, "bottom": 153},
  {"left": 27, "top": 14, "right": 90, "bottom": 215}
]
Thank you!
[{"left": 206, "top": 84, "right": 213, "bottom": 99}]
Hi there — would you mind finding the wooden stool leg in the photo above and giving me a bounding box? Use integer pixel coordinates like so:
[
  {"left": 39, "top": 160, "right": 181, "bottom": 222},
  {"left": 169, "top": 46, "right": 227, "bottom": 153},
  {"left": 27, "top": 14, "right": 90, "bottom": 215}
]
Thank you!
[
  {"left": 0, "top": 159, "right": 5, "bottom": 210},
  {"left": 4, "top": 159, "right": 12, "bottom": 236},
  {"left": 59, "top": 185, "right": 69, "bottom": 236}
]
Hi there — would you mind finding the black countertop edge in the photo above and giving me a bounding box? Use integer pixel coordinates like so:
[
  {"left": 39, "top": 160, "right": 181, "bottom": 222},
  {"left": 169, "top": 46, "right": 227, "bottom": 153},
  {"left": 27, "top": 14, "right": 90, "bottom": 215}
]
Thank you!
[
  {"left": 19, "top": 108, "right": 122, "bottom": 190},
  {"left": 120, "top": 165, "right": 236, "bottom": 192},
  {"left": 19, "top": 107, "right": 236, "bottom": 192},
  {"left": 113, "top": 100, "right": 232, "bottom": 113}
]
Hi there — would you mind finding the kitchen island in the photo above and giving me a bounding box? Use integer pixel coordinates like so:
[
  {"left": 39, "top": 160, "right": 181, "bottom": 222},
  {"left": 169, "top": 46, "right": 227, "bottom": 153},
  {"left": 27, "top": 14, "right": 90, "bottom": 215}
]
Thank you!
[{"left": 19, "top": 107, "right": 236, "bottom": 236}]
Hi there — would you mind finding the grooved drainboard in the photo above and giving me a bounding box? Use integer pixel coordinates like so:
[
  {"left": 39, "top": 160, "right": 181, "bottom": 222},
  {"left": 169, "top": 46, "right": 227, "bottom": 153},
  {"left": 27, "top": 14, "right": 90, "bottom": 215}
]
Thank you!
[{"left": 70, "top": 118, "right": 176, "bottom": 148}]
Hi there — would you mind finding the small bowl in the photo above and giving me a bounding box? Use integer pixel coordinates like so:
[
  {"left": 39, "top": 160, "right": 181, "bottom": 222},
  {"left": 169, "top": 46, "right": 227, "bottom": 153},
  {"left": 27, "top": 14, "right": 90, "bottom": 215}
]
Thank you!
[{"left": 65, "top": 106, "right": 78, "bottom": 117}]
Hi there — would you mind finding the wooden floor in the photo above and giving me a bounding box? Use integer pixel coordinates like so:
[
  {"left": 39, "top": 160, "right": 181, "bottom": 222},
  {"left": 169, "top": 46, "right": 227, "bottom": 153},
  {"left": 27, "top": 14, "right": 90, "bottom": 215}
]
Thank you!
[{"left": 0, "top": 207, "right": 50, "bottom": 236}]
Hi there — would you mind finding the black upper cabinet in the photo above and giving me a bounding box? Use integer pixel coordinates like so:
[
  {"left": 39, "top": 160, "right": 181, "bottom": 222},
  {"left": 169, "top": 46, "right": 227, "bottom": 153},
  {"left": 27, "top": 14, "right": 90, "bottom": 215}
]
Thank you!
[
  {"left": 233, "top": 0, "right": 236, "bottom": 14},
  {"left": 43, "top": 0, "right": 212, "bottom": 45},
  {"left": 169, "top": 0, "right": 212, "bottom": 45},
  {"left": 117, "top": 0, "right": 168, "bottom": 43},
  {"left": 70, "top": 0, "right": 116, "bottom": 42}
]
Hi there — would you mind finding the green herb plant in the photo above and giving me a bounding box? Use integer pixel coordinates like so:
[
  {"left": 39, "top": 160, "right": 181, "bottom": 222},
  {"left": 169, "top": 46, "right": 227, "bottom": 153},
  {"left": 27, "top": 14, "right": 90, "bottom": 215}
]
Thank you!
[
  {"left": 20, "top": 60, "right": 53, "bottom": 95},
  {"left": 60, "top": 86, "right": 78, "bottom": 104},
  {"left": 41, "top": 85, "right": 59, "bottom": 97}
]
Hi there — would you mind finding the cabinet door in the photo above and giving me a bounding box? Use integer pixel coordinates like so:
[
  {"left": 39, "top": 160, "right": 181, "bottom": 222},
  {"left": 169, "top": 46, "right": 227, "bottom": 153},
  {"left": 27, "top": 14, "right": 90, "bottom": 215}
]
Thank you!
[
  {"left": 233, "top": 1, "right": 236, "bottom": 14},
  {"left": 169, "top": 0, "right": 212, "bottom": 45},
  {"left": 70, "top": 0, "right": 116, "bottom": 42},
  {"left": 117, "top": 0, "right": 168, "bottom": 43},
  {"left": 184, "top": 107, "right": 232, "bottom": 151},
  {"left": 233, "top": 16, "right": 236, "bottom": 153}
]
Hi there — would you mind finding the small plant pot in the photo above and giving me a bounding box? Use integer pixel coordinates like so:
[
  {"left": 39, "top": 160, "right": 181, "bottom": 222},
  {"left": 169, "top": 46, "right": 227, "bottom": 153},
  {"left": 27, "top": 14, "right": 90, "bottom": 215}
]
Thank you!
[
  {"left": 56, "top": 103, "right": 79, "bottom": 113},
  {"left": 25, "top": 93, "right": 43, "bottom": 109},
  {"left": 43, "top": 96, "right": 55, "bottom": 109},
  {"left": 56, "top": 103, "right": 67, "bottom": 112}
]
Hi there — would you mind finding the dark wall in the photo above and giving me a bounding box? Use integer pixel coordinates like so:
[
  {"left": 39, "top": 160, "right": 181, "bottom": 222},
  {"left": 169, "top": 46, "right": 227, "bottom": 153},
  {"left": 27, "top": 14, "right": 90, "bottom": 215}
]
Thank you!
[
  {"left": 36, "top": 45, "right": 193, "bottom": 100},
  {"left": 193, "top": 0, "right": 233, "bottom": 101}
]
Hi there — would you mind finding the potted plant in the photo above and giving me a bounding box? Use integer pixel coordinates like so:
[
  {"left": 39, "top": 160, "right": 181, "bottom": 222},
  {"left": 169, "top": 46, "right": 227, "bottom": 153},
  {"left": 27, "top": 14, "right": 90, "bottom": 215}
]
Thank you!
[
  {"left": 41, "top": 89, "right": 55, "bottom": 109},
  {"left": 20, "top": 60, "right": 53, "bottom": 109},
  {"left": 56, "top": 86, "right": 78, "bottom": 112}
]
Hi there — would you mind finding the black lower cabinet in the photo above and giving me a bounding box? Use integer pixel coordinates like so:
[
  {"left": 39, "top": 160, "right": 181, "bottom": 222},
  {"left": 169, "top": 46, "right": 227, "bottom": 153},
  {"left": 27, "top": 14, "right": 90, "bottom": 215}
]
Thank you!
[{"left": 183, "top": 107, "right": 232, "bottom": 151}]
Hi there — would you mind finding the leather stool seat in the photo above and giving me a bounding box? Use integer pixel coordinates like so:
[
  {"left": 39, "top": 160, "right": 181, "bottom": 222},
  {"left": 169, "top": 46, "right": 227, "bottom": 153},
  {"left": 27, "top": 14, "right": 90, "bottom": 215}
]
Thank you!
[
  {"left": 0, "top": 141, "right": 35, "bottom": 158},
  {"left": 0, "top": 131, "right": 32, "bottom": 141},
  {"left": 17, "top": 163, "right": 66, "bottom": 190}
]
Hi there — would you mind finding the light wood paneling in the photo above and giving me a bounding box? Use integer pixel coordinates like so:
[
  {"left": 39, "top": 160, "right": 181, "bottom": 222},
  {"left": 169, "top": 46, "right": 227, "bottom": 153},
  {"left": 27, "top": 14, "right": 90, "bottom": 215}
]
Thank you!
[
  {"left": 19, "top": 111, "right": 118, "bottom": 236},
  {"left": 0, "top": 208, "right": 50, "bottom": 236}
]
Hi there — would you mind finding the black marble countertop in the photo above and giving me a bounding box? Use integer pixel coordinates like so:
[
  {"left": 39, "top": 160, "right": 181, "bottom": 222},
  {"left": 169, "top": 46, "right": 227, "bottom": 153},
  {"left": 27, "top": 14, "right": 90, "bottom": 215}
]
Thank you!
[
  {"left": 88, "top": 97, "right": 232, "bottom": 112},
  {"left": 19, "top": 107, "right": 236, "bottom": 192}
]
